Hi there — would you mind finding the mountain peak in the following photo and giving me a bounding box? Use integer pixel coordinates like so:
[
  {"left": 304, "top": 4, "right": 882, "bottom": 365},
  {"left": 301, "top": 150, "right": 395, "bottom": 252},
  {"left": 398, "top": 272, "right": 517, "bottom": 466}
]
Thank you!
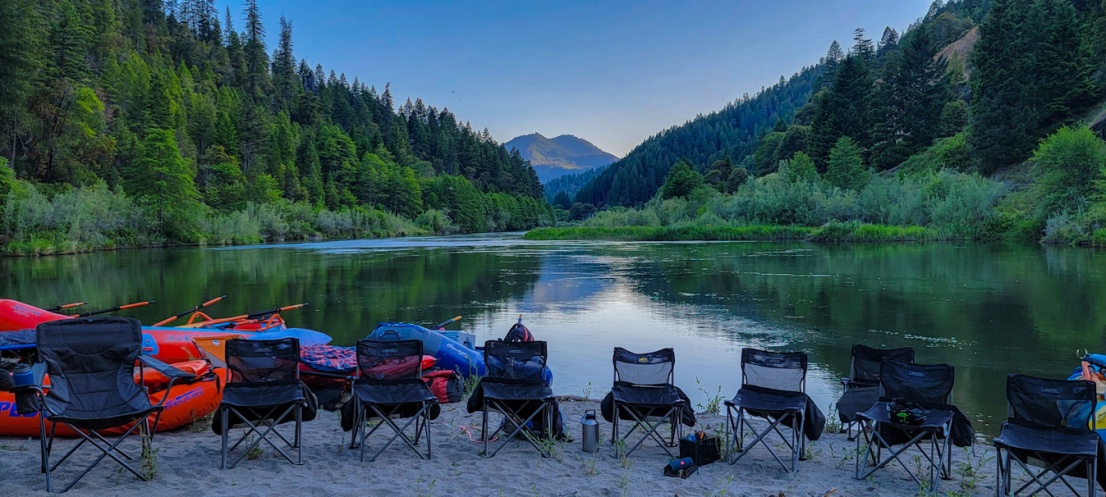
[{"left": 504, "top": 133, "right": 619, "bottom": 183}]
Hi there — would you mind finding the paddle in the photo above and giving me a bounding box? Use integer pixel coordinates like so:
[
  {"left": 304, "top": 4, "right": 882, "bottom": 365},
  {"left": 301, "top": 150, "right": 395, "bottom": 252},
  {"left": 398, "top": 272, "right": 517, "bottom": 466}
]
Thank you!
[
  {"left": 45, "top": 302, "right": 85, "bottom": 312},
  {"left": 179, "top": 302, "right": 309, "bottom": 328},
  {"left": 433, "top": 315, "right": 462, "bottom": 330},
  {"left": 153, "top": 295, "right": 227, "bottom": 327},
  {"left": 72, "top": 300, "right": 156, "bottom": 317}
]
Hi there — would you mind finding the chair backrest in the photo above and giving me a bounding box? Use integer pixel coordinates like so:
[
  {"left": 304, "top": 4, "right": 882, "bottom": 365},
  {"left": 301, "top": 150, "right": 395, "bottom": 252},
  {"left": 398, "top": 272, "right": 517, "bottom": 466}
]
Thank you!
[
  {"left": 225, "top": 338, "right": 300, "bottom": 384},
  {"left": 356, "top": 339, "right": 424, "bottom": 381},
  {"left": 613, "top": 347, "right": 674, "bottom": 386},
  {"left": 35, "top": 317, "right": 149, "bottom": 415},
  {"left": 879, "top": 358, "right": 954, "bottom": 405},
  {"left": 483, "top": 340, "right": 548, "bottom": 383},
  {"left": 1007, "top": 374, "right": 1097, "bottom": 429},
  {"left": 849, "top": 344, "right": 915, "bottom": 386},
  {"left": 741, "top": 348, "right": 807, "bottom": 393}
]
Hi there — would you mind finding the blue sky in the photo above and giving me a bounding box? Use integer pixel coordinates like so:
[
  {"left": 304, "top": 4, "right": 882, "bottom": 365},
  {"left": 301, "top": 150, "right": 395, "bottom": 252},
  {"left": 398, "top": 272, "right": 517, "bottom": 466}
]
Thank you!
[{"left": 222, "top": 1, "right": 936, "bottom": 156}]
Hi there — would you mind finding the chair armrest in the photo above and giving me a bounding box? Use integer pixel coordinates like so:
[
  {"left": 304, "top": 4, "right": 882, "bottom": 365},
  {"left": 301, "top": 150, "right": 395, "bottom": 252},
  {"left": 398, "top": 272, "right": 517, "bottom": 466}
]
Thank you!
[{"left": 136, "top": 355, "right": 198, "bottom": 383}]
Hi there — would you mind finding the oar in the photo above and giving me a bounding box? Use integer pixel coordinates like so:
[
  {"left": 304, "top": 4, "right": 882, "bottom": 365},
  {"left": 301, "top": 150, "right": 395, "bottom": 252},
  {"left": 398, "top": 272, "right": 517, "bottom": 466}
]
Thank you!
[
  {"left": 179, "top": 303, "right": 309, "bottom": 328},
  {"left": 153, "top": 295, "right": 227, "bottom": 327},
  {"left": 72, "top": 300, "right": 156, "bottom": 318},
  {"left": 45, "top": 302, "right": 85, "bottom": 312},
  {"left": 433, "top": 316, "right": 462, "bottom": 330}
]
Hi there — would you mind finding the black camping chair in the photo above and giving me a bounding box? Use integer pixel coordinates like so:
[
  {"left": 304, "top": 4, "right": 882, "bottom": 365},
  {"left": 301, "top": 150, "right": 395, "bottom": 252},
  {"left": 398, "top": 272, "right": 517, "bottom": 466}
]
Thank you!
[
  {"left": 725, "top": 348, "right": 810, "bottom": 472},
  {"left": 854, "top": 359, "right": 956, "bottom": 492},
  {"left": 29, "top": 317, "right": 197, "bottom": 493},
  {"left": 473, "top": 340, "right": 555, "bottom": 458},
  {"left": 347, "top": 339, "right": 438, "bottom": 462},
  {"left": 995, "top": 374, "right": 1103, "bottom": 496},
  {"left": 216, "top": 338, "right": 307, "bottom": 469},
  {"left": 609, "top": 347, "right": 685, "bottom": 458},
  {"left": 837, "top": 345, "right": 915, "bottom": 440}
]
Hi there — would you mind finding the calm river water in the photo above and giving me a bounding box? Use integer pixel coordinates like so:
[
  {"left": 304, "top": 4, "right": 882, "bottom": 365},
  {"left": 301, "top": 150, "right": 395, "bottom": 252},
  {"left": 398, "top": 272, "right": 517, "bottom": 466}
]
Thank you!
[{"left": 4, "top": 234, "right": 1105, "bottom": 435}]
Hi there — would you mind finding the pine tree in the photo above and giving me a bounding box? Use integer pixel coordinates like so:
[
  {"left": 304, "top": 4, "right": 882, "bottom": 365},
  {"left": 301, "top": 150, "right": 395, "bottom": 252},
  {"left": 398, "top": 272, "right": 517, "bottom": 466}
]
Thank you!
[
  {"left": 125, "top": 128, "right": 201, "bottom": 240},
  {"left": 0, "top": 0, "right": 44, "bottom": 168},
  {"left": 824, "top": 136, "right": 869, "bottom": 191},
  {"left": 272, "top": 17, "right": 298, "bottom": 110}
]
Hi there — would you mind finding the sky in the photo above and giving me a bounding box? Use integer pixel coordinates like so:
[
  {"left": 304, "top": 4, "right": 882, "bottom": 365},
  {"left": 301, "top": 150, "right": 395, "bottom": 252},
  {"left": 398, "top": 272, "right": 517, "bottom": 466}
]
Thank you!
[{"left": 219, "top": 0, "right": 937, "bottom": 157}]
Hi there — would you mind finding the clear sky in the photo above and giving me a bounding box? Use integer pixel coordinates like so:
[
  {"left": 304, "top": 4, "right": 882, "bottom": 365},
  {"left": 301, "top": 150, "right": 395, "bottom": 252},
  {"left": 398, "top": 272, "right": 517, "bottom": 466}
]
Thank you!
[{"left": 220, "top": 0, "right": 936, "bottom": 157}]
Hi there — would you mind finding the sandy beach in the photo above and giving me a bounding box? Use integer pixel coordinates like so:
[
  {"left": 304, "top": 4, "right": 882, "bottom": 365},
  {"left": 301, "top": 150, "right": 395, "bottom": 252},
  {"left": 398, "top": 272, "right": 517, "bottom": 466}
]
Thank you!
[{"left": 0, "top": 394, "right": 1015, "bottom": 497}]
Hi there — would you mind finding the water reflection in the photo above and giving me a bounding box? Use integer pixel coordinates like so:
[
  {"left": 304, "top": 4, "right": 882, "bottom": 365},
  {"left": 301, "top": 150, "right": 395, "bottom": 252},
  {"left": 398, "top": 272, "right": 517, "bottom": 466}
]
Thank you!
[{"left": 3, "top": 235, "right": 1105, "bottom": 435}]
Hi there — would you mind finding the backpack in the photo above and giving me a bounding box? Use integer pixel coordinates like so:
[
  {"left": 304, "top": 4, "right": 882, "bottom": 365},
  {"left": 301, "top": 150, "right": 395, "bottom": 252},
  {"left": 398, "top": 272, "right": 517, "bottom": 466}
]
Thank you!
[{"left": 504, "top": 322, "right": 533, "bottom": 343}]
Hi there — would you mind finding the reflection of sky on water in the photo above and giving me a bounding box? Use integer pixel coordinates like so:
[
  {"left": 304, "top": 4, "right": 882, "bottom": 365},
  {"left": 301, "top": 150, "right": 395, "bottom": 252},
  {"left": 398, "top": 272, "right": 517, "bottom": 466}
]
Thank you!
[{"left": 459, "top": 247, "right": 843, "bottom": 417}]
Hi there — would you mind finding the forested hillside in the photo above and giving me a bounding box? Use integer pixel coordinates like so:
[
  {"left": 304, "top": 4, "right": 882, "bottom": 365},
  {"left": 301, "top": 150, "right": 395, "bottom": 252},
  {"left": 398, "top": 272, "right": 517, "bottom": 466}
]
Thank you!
[
  {"left": 574, "top": 65, "right": 825, "bottom": 207},
  {"left": 554, "top": 0, "right": 1106, "bottom": 246},
  {"left": 0, "top": 0, "right": 550, "bottom": 254}
]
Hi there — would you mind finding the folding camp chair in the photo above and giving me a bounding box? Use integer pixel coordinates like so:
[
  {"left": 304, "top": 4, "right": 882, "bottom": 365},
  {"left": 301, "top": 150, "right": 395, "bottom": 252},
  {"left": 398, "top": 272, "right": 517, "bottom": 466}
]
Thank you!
[
  {"left": 855, "top": 359, "right": 956, "bottom": 491},
  {"left": 837, "top": 344, "right": 915, "bottom": 440},
  {"left": 30, "top": 317, "right": 197, "bottom": 493},
  {"left": 475, "top": 340, "right": 555, "bottom": 458},
  {"left": 995, "top": 374, "right": 1102, "bottom": 496},
  {"left": 347, "top": 339, "right": 438, "bottom": 462},
  {"left": 216, "top": 338, "right": 307, "bottom": 469},
  {"left": 609, "top": 347, "right": 684, "bottom": 458},
  {"left": 725, "top": 348, "right": 810, "bottom": 471}
]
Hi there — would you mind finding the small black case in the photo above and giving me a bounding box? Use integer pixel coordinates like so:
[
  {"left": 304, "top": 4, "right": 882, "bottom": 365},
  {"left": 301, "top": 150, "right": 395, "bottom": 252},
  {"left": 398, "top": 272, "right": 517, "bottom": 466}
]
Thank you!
[{"left": 679, "top": 436, "right": 720, "bottom": 466}]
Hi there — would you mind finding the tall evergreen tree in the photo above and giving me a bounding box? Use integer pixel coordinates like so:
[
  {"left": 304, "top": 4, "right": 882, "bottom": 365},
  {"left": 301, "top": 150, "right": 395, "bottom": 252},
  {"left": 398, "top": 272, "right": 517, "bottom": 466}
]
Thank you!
[
  {"left": 125, "top": 128, "right": 201, "bottom": 240},
  {"left": 0, "top": 0, "right": 45, "bottom": 168}
]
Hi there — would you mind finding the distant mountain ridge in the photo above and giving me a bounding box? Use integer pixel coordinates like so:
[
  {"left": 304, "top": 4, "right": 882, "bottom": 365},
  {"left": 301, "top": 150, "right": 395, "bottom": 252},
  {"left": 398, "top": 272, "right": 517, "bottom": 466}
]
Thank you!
[{"left": 505, "top": 133, "right": 619, "bottom": 183}]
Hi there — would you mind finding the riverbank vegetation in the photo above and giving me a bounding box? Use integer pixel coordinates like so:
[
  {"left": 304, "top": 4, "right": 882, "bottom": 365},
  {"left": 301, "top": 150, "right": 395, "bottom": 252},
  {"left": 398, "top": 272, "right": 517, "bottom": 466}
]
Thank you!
[{"left": 0, "top": 1, "right": 552, "bottom": 255}]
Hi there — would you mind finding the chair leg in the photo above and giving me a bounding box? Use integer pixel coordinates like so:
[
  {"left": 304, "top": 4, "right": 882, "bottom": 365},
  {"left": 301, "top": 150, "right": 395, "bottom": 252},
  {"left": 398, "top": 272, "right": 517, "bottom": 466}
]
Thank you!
[
  {"left": 294, "top": 402, "right": 303, "bottom": 465},
  {"left": 424, "top": 405, "right": 433, "bottom": 460},
  {"left": 1089, "top": 456, "right": 1097, "bottom": 497},
  {"left": 220, "top": 408, "right": 229, "bottom": 470},
  {"left": 999, "top": 444, "right": 1008, "bottom": 495},
  {"left": 39, "top": 411, "right": 51, "bottom": 493},
  {"left": 481, "top": 402, "right": 490, "bottom": 458},
  {"left": 611, "top": 400, "right": 620, "bottom": 455}
]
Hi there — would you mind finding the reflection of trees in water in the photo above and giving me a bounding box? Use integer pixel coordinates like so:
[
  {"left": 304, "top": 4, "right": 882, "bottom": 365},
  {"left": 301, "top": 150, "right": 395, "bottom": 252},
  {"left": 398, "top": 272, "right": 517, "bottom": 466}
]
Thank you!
[
  {"left": 0, "top": 247, "right": 543, "bottom": 345},
  {"left": 597, "top": 242, "right": 1106, "bottom": 425}
]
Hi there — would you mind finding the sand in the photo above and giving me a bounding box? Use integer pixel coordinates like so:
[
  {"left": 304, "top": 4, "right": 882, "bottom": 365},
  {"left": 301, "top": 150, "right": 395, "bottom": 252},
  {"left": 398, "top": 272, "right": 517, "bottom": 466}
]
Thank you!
[{"left": 0, "top": 396, "right": 1013, "bottom": 496}]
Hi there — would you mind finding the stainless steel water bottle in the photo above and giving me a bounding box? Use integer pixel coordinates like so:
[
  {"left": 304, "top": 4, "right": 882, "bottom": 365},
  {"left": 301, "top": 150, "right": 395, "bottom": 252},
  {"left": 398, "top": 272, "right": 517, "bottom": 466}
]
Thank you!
[{"left": 581, "top": 409, "right": 599, "bottom": 452}]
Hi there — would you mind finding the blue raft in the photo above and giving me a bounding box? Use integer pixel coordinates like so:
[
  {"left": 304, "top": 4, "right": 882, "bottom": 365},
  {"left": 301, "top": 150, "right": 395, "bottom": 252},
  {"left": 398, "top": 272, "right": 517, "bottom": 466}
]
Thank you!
[{"left": 365, "top": 322, "right": 554, "bottom": 386}]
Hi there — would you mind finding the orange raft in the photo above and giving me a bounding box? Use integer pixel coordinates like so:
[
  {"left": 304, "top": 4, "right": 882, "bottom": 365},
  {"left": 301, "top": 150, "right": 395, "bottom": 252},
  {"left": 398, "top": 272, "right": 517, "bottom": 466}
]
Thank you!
[{"left": 0, "top": 361, "right": 223, "bottom": 438}]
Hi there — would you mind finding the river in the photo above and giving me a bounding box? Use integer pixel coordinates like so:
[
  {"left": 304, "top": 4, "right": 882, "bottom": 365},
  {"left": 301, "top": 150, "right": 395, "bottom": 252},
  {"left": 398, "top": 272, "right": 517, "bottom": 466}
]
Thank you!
[{"left": 4, "top": 233, "right": 1105, "bottom": 435}]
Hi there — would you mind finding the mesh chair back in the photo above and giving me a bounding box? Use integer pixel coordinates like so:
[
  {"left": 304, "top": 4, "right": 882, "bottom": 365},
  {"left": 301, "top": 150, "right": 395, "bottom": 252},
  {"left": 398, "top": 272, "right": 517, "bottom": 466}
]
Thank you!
[
  {"left": 226, "top": 338, "right": 300, "bottom": 384},
  {"left": 356, "top": 339, "right": 424, "bottom": 381},
  {"left": 1007, "top": 374, "right": 1097, "bottom": 429},
  {"left": 36, "top": 317, "right": 150, "bottom": 416},
  {"left": 850, "top": 345, "right": 915, "bottom": 386},
  {"left": 483, "top": 340, "right": 547, "bottom": 382},
  {"left": 613, "top": 347, "right": 675, "bottom": 386},
  {"left": 741, "top": 348, "right": 807, "bottom": 392},
  {"left": 879, "top": 359, "right": 953, "bottom": 405}
]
